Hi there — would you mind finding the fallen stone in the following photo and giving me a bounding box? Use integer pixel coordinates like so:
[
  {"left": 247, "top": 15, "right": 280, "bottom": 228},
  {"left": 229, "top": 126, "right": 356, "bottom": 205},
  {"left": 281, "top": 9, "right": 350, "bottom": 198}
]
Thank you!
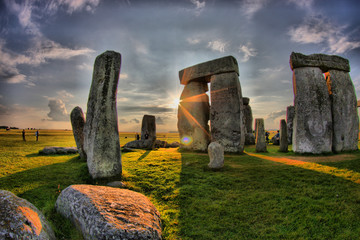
[
  {"left": 208, "top": 142, "right": 224, "bottom": 169},
  {"left": 279, "top": 119, "right": 288, "bottom": 152},
  {"left": 55, "top": 185, "right": 162, "bottom": 240},
  {"left": 179, "top": 56, "right": 239, "bottom": 85},
  {"left": 210, "top": 72, "right": 245, "bottom": 153},
  {"left": 84, "top": 51, "right": 122, "bottom": 179},
  {"left": 290, "top": 52, "right": 350, "bottom": 72},
  {"left": 286, "top": 105, "right": 295, "bottom": 144},
  {"left": 168, "top": 142, "right": 180, "bottom": 148},
  {"left": 124, "top": 140, "right": 154, "bottom": 150},
  {"left": 0, "top": 190, "right": 56, "bottom": 240},
  {"left": 292, "top": 67, "right": 332, "bottom": 154},
  {"left": 122, "top": 147, "right": 136, "bottom": 152},
  {"left": 70, "top": 106, "right": 86, "bottom": 159},
  {"left": 107, "top": 181, "right": 127, "bottom": 188},
  {"left": 178, "top": 81, "right": 210, "bottom": 151},
  {"left": 39, "top": 147, "right": 78, "bottom": 155},
  {"left": 255, "top": 118, "right": 267, "bottom": 152},
  {"left": 329, "top": 69, "right": 359, "bottom": 152}
]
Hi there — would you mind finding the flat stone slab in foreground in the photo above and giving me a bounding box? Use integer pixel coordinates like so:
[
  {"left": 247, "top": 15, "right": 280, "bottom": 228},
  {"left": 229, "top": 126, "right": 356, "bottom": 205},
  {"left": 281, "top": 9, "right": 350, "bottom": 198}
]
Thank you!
[
  {"left": 179, "top": 56, "right": 239, "bottom": 85},
  {"left": 55, "top": 185, "right": 162, "bottom": 240},
  {"left": 0, "top": 190, "right": 56, "bottom": 240},
  {"left": 290, "top": 52, "right": 350, "bottom": 72}
]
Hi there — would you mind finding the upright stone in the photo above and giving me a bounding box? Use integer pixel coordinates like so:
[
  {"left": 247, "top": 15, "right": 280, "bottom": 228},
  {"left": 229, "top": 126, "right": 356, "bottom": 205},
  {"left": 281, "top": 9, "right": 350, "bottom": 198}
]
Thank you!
[
  {"left": 243, "top": 97, "right": 255, "bottom": 145},
  {"left": 328, "top": 70, "right": 359, "bottom": 152},
  {"left": 286, "top": 106, "right": 295, "bottom": 144},
  {"left": 141, "top": 115, "right": 157, "bottom": 149},
  {"left": 292, "top": 67, "right": 332, "bottom": 154},
  {"left": 70, "top": 106, "right": 86, "bottom": 159},
  {"left": 255, "top": 118, "right": 266, "bottom": 152},
  {"left": 178, "top": 81, "right": 210, "bottom": 151},
  {"left": 208, "top": 142, "right": 224, "bottom": 169},
  {"left": 210, "top": 72, "right": 245, "bottom": 153},
  {"left": 84, "top": 51, "right": 122, "bottom": 179},
  {"left": 279, "top": 119, "right": 288, "bottom": 152}
]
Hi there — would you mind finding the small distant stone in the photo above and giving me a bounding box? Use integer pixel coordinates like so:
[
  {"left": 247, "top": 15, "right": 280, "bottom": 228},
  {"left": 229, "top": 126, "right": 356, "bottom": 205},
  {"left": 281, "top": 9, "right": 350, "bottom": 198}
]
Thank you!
[
  {"left": 0, "top": 190, "right": 56, "bottom": 240},
  {"left": 208, "top": 142, "right": 224, "bottom": 169}
]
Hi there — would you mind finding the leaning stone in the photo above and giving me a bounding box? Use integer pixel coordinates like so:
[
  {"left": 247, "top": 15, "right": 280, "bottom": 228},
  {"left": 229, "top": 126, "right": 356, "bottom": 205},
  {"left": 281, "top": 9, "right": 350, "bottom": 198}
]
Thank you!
[
  {"left": 55, "top": 185, "right": 162, "bottom": 240},
  {"left": 292, "top": 67, "right": 332, "bottom": 154},
  {"left": 84, "top": 51, "right": 122, "bottom": 179},
  {"left": 210, "top": 72, "right": 245, "bottom": 153},
  {"left": 70, "top": 106, "right": 86, "bottom": 159},
  {"left": 279, "top": 119, "right": 288, "bottom": 152},
  {"left": 328, "top": 70, "right": 359, "bottom": 152},
  {"left": 208, "top": 142, "right": 224, "bottom": 169},
  {"left": 178, "top": 81, "right": 210, "bottom": 151},
  {"left": 179, "top": 56, "right": 239, "bottom": 85},
  {"left": 286, "top": 106, "right": 295, "bottom": 144},
  {"left": 255, "top": 118, "right": 267, "bottom": 152},
  {"left": 290, "top": 52, "right": 350, "bottom": 72},
  {"left": 0, "top": 190, "right": 56, "bottom": 240}
]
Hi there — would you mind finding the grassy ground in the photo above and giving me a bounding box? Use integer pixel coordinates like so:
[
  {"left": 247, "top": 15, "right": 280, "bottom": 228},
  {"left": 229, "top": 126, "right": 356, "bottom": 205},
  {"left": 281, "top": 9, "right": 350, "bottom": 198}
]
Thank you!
[{"left": 1, "top": 129, "right": 360, "bottom": 239}]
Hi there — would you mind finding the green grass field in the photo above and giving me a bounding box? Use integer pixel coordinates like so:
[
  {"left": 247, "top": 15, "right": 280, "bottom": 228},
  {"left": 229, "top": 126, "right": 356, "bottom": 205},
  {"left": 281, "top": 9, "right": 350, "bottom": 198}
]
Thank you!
[{"left": 1, "top": 129, "right": 360, "bottom": 239}]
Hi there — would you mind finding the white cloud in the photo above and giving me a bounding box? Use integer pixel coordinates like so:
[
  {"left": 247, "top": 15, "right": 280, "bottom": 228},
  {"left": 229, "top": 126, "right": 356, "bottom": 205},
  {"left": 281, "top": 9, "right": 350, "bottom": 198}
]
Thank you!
[
  {"left": 207, "top": 40, "right": 227, "bottom": 53},
  {"left": 288, "top": 15, "right": 360, "bottom": 54},
  {"left": 120, "top": 73, "right": 128, "bottom": 79},
  {"left": 47, "top": 99, "right": 69, "bottom": 121},
  {"left": 57, "top": 90, "right": 74, "bottom": 100},
  {"left": 190, "top": 0, "right": 206, "bottom": 16},
  {"left": 186, "top": 37, "right": 201, "bottom": 45},
  {"left": 241, "top": 0, "right": 268, "bottom": 19},
  {"left": 238, "top": 43, "right": 257, "bottom": 62}
]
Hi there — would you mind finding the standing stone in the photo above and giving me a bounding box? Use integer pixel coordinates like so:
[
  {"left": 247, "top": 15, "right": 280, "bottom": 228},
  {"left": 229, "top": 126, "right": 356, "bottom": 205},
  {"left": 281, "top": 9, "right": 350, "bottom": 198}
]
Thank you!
[
  {"left": 208, "top": 142, "right": 224, "bottom": 169},
  {"left": 140, "top": 115, "right": 157, "bottom": 149},
  {"left": 70, "top": 106, "right": 86, "bottom": 160},
  {"left": 243, "top": 97, "right": 255, "bottom": 145},
  {"left": 286, "top": 106, "right": 295, "bottom": 144},
  {"left": 178, "top": 81, "right": 210, "bottom": 151},
  {"left": 279, "top": 119, "right": 288, "bottom": 152},
  {"left": 84, "top": 51, "right": 122, "bottom": 179},
  {"left": 292, "top": 67, "right": 332, "bottom": 154},
  {"left": 255, "top": 118, "right": 266, "bottom": 152},
  {"left": 328, "top": 70, "right": 359, "bottom": 152},
  {"left": 210, "top": 72, "right": 245, "bottom": 153}
]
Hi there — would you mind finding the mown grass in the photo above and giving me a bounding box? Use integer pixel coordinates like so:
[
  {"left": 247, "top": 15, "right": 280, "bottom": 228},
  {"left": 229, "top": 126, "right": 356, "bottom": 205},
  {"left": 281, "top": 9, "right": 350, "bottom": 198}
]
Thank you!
[{"left": 1, "top": 129, "right": 360, "bottom": 239}]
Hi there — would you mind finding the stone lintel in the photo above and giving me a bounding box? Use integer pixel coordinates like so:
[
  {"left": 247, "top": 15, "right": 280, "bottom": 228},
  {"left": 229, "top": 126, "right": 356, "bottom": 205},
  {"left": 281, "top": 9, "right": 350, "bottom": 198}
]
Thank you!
[
  {"left": 179, "top": 56, "right": 239, "bottom": 85},
  {"left": 290, "top": 52, "right": 350, "bottom": 72}
]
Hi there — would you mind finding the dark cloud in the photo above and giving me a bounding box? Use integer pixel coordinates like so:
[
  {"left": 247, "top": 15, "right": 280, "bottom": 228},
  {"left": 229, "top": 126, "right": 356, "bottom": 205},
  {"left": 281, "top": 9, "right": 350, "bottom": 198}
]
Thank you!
[
  {"left": 156, "top": 116, "right": 165, "bottom": 125},
  {"left": 130, "top": 118, "right": 139, "bottom": 123},
  {"left": 118, "top": 105, "right": 173, "bottom": 114},
  {"left": 119, "top": 118, "right": 128, "bottom": 124},
  {"left": 47, "top": 99, "right": 68, "bottom": 121}
]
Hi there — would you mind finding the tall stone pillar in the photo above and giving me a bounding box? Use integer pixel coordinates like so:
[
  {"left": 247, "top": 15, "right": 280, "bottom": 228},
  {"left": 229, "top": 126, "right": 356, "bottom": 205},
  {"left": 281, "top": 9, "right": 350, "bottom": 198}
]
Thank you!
[
  {"left": 286, "top": 106, "right": 295, "bottom": 144},
  {"left": 292, "top": 67, "right": 332, "bottom": 154},
  {"left": 141, "top": 115, "right": 157, "bottom": 149},
  {"left": 255, "top": 118, "right": 266, "bottom": 152},
  {"left": 328, "top": 70, "right": 359, "bottom": 152},
  {"left": 279, "top": 119, "right": 288, "bottom": 152},
  {"left": 243, "top": 97, "right": 255, "bottom": 145},
  {"left": 84, "top": 51, "right": 122, "bottom": 179},
  {"left": 210, "top": 72, "right": 245, "bottom": 153},
  {"left": 70, "top": 106, "right": 86, "bottom": 160},
  {"left": 177, "top": 81, "right": 210, "bottom": 151}
]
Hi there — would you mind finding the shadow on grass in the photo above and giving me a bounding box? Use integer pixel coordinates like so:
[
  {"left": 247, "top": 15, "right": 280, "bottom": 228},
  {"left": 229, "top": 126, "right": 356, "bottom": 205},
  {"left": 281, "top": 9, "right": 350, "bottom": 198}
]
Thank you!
[
  {"left": 176, "top": 151, "right": 360, "bottom": 240},
  {"left": 138, "top": 150, "right": 151, "bottom": 161},
  {"left": 0, "top": 156, "right": 90, "bottom": 239}
]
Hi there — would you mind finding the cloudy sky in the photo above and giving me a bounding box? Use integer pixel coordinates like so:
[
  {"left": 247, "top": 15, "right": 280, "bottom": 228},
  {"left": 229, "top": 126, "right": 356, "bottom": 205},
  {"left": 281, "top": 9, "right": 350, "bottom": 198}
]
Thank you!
[{"left": 1, "top": 0, "right": 360, "bottom": 132}]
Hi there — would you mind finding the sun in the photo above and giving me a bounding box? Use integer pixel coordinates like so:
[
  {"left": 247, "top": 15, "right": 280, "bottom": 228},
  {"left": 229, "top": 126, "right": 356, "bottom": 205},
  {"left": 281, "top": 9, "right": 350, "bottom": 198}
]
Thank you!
[{"left": 169, "top": 98, "right": 181, "bottom": 109}]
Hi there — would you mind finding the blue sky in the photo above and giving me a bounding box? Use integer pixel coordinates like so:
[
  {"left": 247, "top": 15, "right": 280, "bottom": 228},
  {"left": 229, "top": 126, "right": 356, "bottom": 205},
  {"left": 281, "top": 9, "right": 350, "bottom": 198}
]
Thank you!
[{"left": 0, "top": 0, "right": 360, "bottom": 131}]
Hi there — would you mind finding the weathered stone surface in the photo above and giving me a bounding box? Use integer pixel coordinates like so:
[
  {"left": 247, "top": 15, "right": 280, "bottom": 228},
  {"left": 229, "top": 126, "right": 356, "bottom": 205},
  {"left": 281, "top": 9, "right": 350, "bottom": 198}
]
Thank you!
[
  {"left": 0, "top": 190, "right": 55, "bottom": 240},
  {"left": 123, "top": 140, "right": 155, "bottom": 150},
  {"left": 255, "top": 118, "right": 267, "bottom": 152},
  {"left": 329, "top": 70, "right": 359, "bottom": 152},
  {"left": 179, "top": 56, "right": 239, "bottom": 85},
  {"left": 178, "top": 81, "right": 210, "bottom": 151},
  {"left": 286, "top": 106, "right": 295, "bottom": 144},
  {"left": 84, "top": 51, "right": 122, "bottom": 179},
  {"left": 210, "top": 72, "right": 245, "bottom": 153},
  {"left": 39, "top": 147, "right": 78, "bottom": 155},
  {"left": 279, "top": 119, "right": 288, "bottom": 152},
  {"left": 70, "top": 106, "right": 86, "bottom": 159},
  {"left": 243, "top": 98, "right": 255, "bottom": 145},
  {"left": 292, "top": 67, "right": 333, "bottom": 154},
  {"left": 124, "top": 139, "right": 180, "bottom": 149},
  {"left": 290, "top": 52, "right": 350, "bottom": 72},
  {"left": 141, "top": 115, "right": 156, "bottom": 141},
  {"left": 55, "top": 185, "right": 161, "bottom": 240},
  {"left": 208, "top": 142, "right": 224, "bottom": 169}
]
